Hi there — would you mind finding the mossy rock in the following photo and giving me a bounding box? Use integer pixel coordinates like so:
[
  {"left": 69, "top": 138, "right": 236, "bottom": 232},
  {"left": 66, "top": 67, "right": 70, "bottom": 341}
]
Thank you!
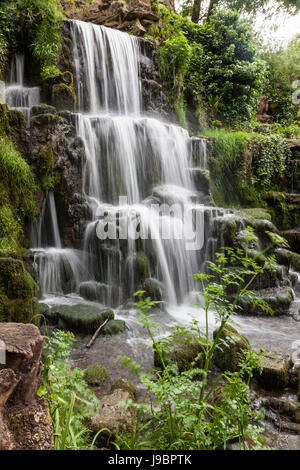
[
  {"left": 31, "top": 104, "right": 57, "bottom": 117},
  {"left": 0, "top": 104, "right": 10, "bottom": 135},
  {"left": 190, "top": 168, "right": 210, "bottom": 195},
  {"left": 110, "top": 377, "right": 137, "bottom": 399},
  {"left": 0, "top": 257, "right": 38, "bottom": 323},
  {"left": 84, "top": 364, "right": 108, "bottom": 386},
  {"left": 222, "top": 216, "right": 241, "bottom": 246},
  {"left": 52, "top": 82, "right": 76, "bottom": 111},
  {"left": 7, "top": 109, "right": 26, "bottom": 129},
  {"left": 38, "top": 144, "right": 54, "bottom": 176},
  {"left": 238, "top": 287, "right": 293, "bottom": 316},
  {"left": 44, "top": 303, "right": 114, "bottom": 333},
  {"left": 213, "top": 325, "right": 250, "bottom": 372},
  {"left": 275, "top": 248, "right": 300, "bottom": 272},
  {"left": 257, "top": 351, "right": 289, "bottom": 390},
  {"left": 144, "top": 277, "right": 163, "bottom": 302},
  {"left": 102, "top": 319, "right": 126, "bottom": 336},
  {"left": 154, "top": 334, "right": 205, "bottom": 372},
  {"left": 135, "top": 251, "right": 148, "bottom": 282},
  {"left": 239, "top": 208, "right": 272, "bottom": 225}
]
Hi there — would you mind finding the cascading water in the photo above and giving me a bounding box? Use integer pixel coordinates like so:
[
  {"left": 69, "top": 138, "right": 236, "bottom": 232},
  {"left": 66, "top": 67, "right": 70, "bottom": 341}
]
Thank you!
[
  {"left": 5, "top": 54, "right": 40, "bottom": 125},
  {"left": 30, "top": 18, "right": 300, "bottom": 361}
]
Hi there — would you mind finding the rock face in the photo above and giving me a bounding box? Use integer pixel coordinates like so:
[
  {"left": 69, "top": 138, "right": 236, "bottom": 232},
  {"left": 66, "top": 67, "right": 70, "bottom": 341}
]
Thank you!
[
  {"left": 61, "top": 0, "right": 174, "bottom": 35},
  {"left": 0, "top": 323, "right": 53, "bottom": 450}
]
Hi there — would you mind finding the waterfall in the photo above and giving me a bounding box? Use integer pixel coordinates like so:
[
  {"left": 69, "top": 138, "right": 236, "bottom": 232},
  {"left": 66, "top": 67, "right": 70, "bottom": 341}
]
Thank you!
[
  {"left": 33, "top": 20, "right": 214, "bottom": 307},
  {"left": 5, "top": 54, "right": 40, "bottom": 125}
]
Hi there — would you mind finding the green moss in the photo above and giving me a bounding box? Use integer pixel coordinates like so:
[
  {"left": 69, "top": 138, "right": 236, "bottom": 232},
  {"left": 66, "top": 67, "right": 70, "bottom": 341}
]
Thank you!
[
  {"left": 239, "top": 208, "right": 272, "bottom": 225},
  {"left": 0, "top": 104, "right": 10, "bottom": 135},
  {"left": 110, "top": 378, "right": 137, "bottom": 399},
  {"left": 38, "top": 144, "right": 54, "bottom": 176},
  {"left": 0, "top": 256, "right": 38, "bottom": 323},
  {"left": 52, "top": 82, "right": 76, "bottom": 111},
  {"left": 275, "top": 249, "right": 300, "bottom": 271},
  {"left": 44, "top": 303, "right": 114, "bottom": 333},
  {"left": 257, "top": 351, "right": 289, "bottom": 390},
  {"left": 84, "top": 364, "right": 108, "bottom": 386},
  {"left": 263, "top": 191, "right": 300, "bottom": 230},
  {"left": 213, "top": 325, "right": 250, "bottom": 372},
  {"left": 154, "top": 334, "right": 205, "bottom": 372},
  {"left": 136, "top": 251, "right": 148, "bottom": 282},
  {"left": 102, "top": 319, "right": 126, "bottom": 336}
]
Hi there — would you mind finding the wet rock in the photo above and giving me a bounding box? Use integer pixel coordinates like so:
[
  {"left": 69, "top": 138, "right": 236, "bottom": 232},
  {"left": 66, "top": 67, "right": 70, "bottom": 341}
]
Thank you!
[
  {"left": 0, "top": 323, "right": 53, "bottom": 450},
  {"left": 52, "top": 82, "right": 76, "bottom": 111},
  {"left": 257, "top": 351, "right": 289, "bottom": 390},
  {"left": 275, "top": 248, "right": 300, "bottom": 272},
  {"left": 102, "top": 319, "right": 126, "bottom": 336},
  {"left": 110, "top": 377, "right": 137, "bottom": 399},
  {"left": 238, "top": 287, "right": 293, "bottom": 316},
  {"left": 213, "top": 325, "right": 250, "bottom": 372},
  {"left": 31, "top": 104, "right": 57, "bottom": 117},
  {"left": 154, "top": 334, "right": 205, "bottom": 372},
  {"left": 84, "top": 364, "right": 108, "bottom": 386},
  {"left": 144, "top": 277, "right": 163, "bottom": 301},
  {"left": 263, "top": 397, "right": 300, "bottom": 423},
  {"left": 190, "top": 168, "right": 210, "bottom": 195},
  {"left": 44, "top": 303, "right": 114, "bottom": 333}
]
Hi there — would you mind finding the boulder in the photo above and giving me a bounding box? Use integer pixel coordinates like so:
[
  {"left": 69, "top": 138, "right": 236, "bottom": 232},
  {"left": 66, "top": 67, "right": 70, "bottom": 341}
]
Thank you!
[
  {"left": 0, "top": 323, "right": 53, "bottom": 450},
  {"left": 102, "top": 319, "right": 126, "bottom": 335},
  {"left": 110, "top": 377, "right": 137, "bottom": 399},
  {"left": 238, "top": 287, "right": 293, "bottom": 316},
  {"left": 154, "top": 334, "right": 205, "bottom": 372},
  {"left": 44, "top": 303, "right": 114, "bottom": 333},
  {"left": 87, "top": 389, "right": 136, "bottom": 444},
  {"left": 257, "top": 351, "right": 289, "bottom": 390},
  {"left": 213, "top": 325, "right": 250, "bottom": 372},
  {"left": 144, "top": 277, "right": 163, "bottom": 301}
]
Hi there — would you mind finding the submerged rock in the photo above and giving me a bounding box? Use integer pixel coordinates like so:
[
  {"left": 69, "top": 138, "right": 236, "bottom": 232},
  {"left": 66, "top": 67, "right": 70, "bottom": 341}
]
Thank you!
[
  {"left": 257, "top": 351, "right": 289, "bottom": 390},
  {"left": 44, "top": 303, "right": 114, "bottom": 333},
  {"left": 213, "top": 325, "right": 250, "bottom": 372}
]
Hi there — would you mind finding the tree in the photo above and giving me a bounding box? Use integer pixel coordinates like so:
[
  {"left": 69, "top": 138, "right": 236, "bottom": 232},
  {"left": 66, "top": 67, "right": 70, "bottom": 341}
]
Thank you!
[{"left": 191, "top": 0, "right": 202, "bottom": 23}]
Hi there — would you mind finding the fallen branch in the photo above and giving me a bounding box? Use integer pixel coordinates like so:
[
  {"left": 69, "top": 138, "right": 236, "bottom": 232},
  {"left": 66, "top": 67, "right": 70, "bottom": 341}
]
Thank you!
[{"left": 86, "top": 318, "right": 110, "bottom": 349}]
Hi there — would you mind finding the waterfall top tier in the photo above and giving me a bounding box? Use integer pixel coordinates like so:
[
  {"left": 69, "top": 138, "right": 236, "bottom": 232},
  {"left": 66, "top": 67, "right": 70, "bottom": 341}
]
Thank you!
[{"left": 70, "top": 19, "right": 141, "bottom": 115}]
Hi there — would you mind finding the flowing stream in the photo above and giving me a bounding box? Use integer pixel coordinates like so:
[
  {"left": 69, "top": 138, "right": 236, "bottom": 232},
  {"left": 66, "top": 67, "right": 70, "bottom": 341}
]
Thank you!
[{"left": 29, "top": 19, "right": 299, "bottom": 356}]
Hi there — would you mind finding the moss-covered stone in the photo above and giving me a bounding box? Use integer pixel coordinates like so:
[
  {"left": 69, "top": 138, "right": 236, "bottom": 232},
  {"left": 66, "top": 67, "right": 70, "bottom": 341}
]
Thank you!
[
  {"left": 110, "top": 378, "right": 137, "bottom": 399},
  {"left": 44, "top": 303, "right": 114, "bottom": 333},
  {"left": 51, "top": 82, "right": 76, "bottom": 111},
  {"left": 275, "top": 248, "right": 300, "bottom": 272},
  {"left": 257, "top": 351, "right": 289, "bottom": 390},
  {"left": 190, "top": 168, "right": 210, "bottom": 195},
  {"left": 31, "top": 104, "right": 57, "bottom": 117},
  {"left": 238, "top": 287, "right": 293, "bottom": 316},
  {"left": 84, "top": 364, "right": 108, "bottom": 386},
  {"left": 213, "top": 325, "right": 250, "bottom": 372},
  {"left": 0, "top": 256, "right": 38, "bottom": 323},
  {"left": 0, "top": 104, "right": 10, "bottom": 135},
  {"left": 135, "top": 251, "right": 148, "bottom": 282},
  {"left": 239, "top": 208, "right": 272, "bottom": 225},
  {"left": 144, "top": 277, "right": 163, "bottom": 301},
  {"left": 38, "top": 144, "right": 54, "bottom": 176},
  {"left": 154, "top": 334, "right": 205, "bottom": 372},
  {"left": 102, "top": 319, "right": 126, "bottom": 336}
]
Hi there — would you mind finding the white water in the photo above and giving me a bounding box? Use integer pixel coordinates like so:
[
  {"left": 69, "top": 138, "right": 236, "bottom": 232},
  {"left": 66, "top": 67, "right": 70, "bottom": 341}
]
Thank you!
[{"left": 5, "top": 54, "right": 40, "bottom": 125}]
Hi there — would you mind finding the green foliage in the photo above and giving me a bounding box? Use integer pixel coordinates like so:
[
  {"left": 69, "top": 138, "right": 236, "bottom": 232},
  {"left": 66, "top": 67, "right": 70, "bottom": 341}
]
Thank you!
[
  {"left": 249, "top": 134, "right": 291, "bottom": 190},
  {"left": 156, "top": 7, "right": 265, "bottom": 127},
  {"left": 38, "top": 330, "right": 99, "bottom": 450},
  {"left": 0, "top": 135, "right": 38, "bottom": 251},
  {"left": 0, "top": 0, "right": 64, "bottom": 78},
  {"left": 262, "top": 36, "right": 300, "bottom": 125},
  {"left": 84, "top": 364, "right": 108, "bottom": 386},
  {"left": 115, "top": 238, "right": 275, "bottom": 450},
  {"left": 205, "top": 129, "right": 257, "bottom": 207}
]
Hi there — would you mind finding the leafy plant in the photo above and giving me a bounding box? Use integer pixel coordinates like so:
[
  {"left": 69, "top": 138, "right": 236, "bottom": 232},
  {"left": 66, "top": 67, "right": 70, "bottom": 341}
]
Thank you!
[
  {"left": 38, "top": 330, "right": 99, "bottom": 450},
  {"left": 115, "top": 231, "right": 275, "bottom": 450}
]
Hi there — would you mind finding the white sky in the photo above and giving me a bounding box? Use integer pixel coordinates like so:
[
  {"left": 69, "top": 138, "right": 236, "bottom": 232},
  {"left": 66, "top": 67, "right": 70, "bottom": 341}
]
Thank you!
[{"left": 174, "top": 1, "right": 300, "bottom": 46}]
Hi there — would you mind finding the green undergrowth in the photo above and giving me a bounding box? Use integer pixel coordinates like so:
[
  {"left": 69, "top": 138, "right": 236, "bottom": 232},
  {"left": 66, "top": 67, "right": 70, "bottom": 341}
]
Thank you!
[{"left": 0, "top": 134, "right": 38, "bottom": 252}]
